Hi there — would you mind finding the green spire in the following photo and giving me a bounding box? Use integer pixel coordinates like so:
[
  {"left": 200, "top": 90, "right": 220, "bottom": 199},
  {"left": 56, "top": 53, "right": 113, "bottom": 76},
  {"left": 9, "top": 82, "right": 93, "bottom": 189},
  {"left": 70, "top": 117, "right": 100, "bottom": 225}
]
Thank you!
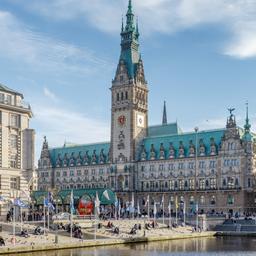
[
  {"left": 244, "top": 102, "right": 251, "bottom": 132},
  {"left": 119, "top": 0, "right": 140, "bottom": 78},
  {"left": 125, "top": 0, "right": 135, "bottom": 31},
  {"left": 162, "top": 101, "right": 167, "bottom": 125}
]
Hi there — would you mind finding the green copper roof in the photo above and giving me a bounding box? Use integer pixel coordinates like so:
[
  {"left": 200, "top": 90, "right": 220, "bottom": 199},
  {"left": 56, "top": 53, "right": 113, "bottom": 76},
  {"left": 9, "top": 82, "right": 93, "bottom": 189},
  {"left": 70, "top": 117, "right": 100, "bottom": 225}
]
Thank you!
[
  {"left": 148, "top": 123, "right": 182, "bottom": 137},
  {"left": 0, "top": 83, "right": 23, "bottom": 98},
  {"left": 49, "top": 142, "right": 110, "bottom": 167},
  {"left": 140, "top": 128, "right": 226, "bottom": 160}
]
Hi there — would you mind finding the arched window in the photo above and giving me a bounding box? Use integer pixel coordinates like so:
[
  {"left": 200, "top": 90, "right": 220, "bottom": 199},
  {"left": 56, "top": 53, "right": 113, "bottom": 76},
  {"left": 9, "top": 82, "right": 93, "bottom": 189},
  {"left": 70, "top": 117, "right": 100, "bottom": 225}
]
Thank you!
[
  {"left": 211, "top": 196, "right": 216, "bottom": 205},
  {"left": 223, "top": 179, "right": 226, "bottom": 187},
  {"left": 125, "top": 91, "right": 128, "bottom": 100},
  {"left": 200, "top": 196, "right": 205, "bottom": 204},
  {"left": 121, "top": 92, "right": 124, "bottom": 100},
  {"left": 116, "top": 93, "right": 119, "bottom": 101},
  {"left": 248, "top": 178, "right": 251, "bottom": 188},
  {"left": 227, "top": 195, "right": 234, "bottom": 205},
  {"left": 190, "top": 196, "right": 194, "bottom": 205},
  {"left": 205, "top": 179, "right": 209, "bottom": 187}
]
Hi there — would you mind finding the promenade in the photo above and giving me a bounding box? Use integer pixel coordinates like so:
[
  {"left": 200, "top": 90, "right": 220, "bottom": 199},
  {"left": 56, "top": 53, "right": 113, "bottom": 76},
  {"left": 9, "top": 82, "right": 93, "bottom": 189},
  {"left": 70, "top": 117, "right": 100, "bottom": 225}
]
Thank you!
[{"left": 0, "top": 220, "right": 215, "bottom": 254}]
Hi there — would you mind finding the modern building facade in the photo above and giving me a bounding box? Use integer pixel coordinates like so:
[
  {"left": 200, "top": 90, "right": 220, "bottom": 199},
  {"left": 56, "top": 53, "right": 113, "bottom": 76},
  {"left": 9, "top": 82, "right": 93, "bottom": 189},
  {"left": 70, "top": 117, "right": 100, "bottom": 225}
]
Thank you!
[
  {"left": 38, "top": 0, "right": 256, "bottom": 215},
  {"left": 0, "top": 84, "right": 35, "bottom": 219}
]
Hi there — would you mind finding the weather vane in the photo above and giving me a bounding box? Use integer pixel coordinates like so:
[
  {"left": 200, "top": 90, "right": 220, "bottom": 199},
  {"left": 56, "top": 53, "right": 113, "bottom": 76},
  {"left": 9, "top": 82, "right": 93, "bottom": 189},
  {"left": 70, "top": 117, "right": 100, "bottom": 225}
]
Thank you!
[{"left": 228, "top": 107, "right": 235, "bottom": 116}]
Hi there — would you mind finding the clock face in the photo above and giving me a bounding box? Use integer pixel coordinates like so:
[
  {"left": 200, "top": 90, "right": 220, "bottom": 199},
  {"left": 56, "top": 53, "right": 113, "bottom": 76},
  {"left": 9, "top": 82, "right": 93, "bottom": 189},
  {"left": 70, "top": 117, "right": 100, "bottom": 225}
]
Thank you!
[
  {"left": 118, "top": 115, "right": 126, "bottom": 126},
  {"left": 137, "top": 114, "right": 144, "bottom": 128}
]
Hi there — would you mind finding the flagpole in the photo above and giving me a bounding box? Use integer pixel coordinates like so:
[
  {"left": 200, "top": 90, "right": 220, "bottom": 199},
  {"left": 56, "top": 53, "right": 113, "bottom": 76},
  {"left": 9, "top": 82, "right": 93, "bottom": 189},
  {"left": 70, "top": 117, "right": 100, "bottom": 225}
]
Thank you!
[
  {"left": 169, "top": 201, "right": 171, "bottom": 228},
  {"left": 13, "top": 204, "right": 16, "bottom": 245},
  {"left": 70, "top": 190, "right": 73, "bottom": 239},
  {"left": 43, "top": 197, "right": 46, "bottom": 237},
  {"left": 184, "top": 200, "right": 186, "bottom": 226},
  {"left": 147, "top": 195, "right": 150, "bottom": 221},
  {"left": 48, "top": 204, "right": 50, "bottom": 231},
  {"left": 162, "top": 194, "right": 165, "bottom": 225},
  {"left": 20, "top": 206, "right": 23, "bottom": 232},
  {"left": 175, "top": 196, "right": 178, "bottom": 225}
]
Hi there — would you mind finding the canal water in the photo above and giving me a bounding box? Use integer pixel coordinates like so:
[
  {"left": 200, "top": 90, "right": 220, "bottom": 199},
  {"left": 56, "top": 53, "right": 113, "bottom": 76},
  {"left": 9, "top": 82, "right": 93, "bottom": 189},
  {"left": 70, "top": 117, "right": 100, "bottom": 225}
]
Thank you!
[{"left": 17, "top": 237, "right": 256, "bottom": 256}]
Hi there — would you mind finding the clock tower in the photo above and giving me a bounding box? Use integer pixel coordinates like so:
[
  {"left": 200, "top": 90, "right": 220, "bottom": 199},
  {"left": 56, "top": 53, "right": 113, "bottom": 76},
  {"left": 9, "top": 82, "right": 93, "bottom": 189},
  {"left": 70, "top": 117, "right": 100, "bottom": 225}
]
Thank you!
[{"left": 110, "top": 0, "right": 148, "bottom": 165}]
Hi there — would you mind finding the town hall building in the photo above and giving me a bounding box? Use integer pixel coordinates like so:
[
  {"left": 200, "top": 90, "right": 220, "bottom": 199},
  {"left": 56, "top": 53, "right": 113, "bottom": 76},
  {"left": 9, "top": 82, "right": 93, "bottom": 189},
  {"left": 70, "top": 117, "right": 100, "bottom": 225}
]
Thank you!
[{"left": 38, "top": 0, "right": 256, "bottom": 215}]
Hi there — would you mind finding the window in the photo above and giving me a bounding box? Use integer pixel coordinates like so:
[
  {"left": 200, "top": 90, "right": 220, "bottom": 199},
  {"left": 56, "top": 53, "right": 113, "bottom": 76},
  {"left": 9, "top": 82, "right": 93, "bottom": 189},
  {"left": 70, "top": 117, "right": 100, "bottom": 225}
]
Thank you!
[
  {"left": 159, "top": 164, "right": 164, "bottom": 171},
  {"left": 84, "top": 169, "right": 88, "bottom": 175},
  {"left": 227, "top": 195, "right": 234, "bottom": 205},
  {"left": 227, "top": 177, "right": 235, "bottom": 189},
  {"left": 178, "top": 163, "right": 184, "bottom": 170},
  {"left": 150, "top": 165, "right": 155, "bottom": 171},
  {"left": 199, "top": 179, "right": 205, "bottom": 190},
  {"left": 190, "top": 196, "right": 194, "bottom": 205},
  {"left": 210, "top": 178, "right": 216, "bottom": 189},
  {"left": 10, "top": 114, "right": 20, "bottom": 128},
  {"left": 248, "top": 178, "right": 251, "bottom": 188},
  {"left": 170, "top": 180, "right": 175, "bottom": 190},
  {"left": 6, "top": 95, "right": 11, "bottom": 104},
  {"left": 211, "top": 196, "right": 216, "bottom": 205},
  {"left": 125, "top": 91, "right": 128, "bottom": 100},
  {"left": 56, "top": 172, "right": 60, "bottom": 177},
  {"left": 168, "top": 164, "right": 174, "bottom": 171},
  {"left": 199, "top": 161, "right": 205, "bottom": 169},
  {"left": 63, "top": 171, "right": 67, "bottom": 177},
  {"left": 10, "top": 155, "right": 17, "bottom": 168},
  {"left": 70, "top": 170, "right": 74, "bottom": 176},
  {"left": 77, "top": 170, "right": 81, "bottom": 176},
  {"left": 188, "top": 162, "right": 194, "bottom": 169},
  {"left": 0, "top": 93, "right": 4, "bottom": 103},
  {"left": 209, "top": 161, "right": 216, "bottom": 168},
  {"left": 200, "top": 196, "right": 205, "bottom": 204},
  {"left": 189, "top": 179, "right": 195, "bottom": 190},
  {"left": 10, "top": 176, "right": 20, "bottom": 190},
  {"left": 116, "top": 93, "right": 119, "bottom": 101},
  {"left": 92, "top": 169, "right": 95, "bottom": 175},
  {"left": 10, "top": 135, "right": 18, "bottom": 149},
  {"left": 179, "top": 179, "right": 184, "bottom": 190},
  {"left": 99, "top": 169, "right": 104, "bottom": 175}
]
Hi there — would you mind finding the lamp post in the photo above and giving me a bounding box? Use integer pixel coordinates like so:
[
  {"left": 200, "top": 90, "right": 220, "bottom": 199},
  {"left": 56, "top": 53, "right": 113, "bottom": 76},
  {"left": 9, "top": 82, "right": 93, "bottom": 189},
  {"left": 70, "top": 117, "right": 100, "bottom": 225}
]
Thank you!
[{"left": 194, "top": 127, "right": 199, "bottom": 231}]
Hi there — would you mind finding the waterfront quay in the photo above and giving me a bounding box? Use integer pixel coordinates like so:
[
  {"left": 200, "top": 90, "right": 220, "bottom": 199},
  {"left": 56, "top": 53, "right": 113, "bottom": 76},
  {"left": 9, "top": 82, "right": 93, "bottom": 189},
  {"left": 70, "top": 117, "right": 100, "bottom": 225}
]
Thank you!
[{"left": 0, "top": 219, "right": 215, "bottom": 255}]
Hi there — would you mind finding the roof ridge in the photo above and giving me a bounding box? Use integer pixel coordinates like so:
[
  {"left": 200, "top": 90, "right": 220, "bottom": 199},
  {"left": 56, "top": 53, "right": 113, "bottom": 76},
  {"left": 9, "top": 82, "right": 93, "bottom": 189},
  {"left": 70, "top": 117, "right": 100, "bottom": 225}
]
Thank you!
[
  {"left": 148, "top": 122, "right": 178, "bottom": 128},
  {"left": 145, "top": 128, "right": 226, "bottom": 139},
  {"left": 49, "top": 141, "right": 110, "bottom": 150}
]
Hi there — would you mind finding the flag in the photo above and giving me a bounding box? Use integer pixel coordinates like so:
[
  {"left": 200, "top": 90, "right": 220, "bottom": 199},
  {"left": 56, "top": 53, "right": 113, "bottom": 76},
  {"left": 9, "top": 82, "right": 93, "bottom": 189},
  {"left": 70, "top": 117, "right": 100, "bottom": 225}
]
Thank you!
[
  {"left": 95, "top": 192, "right": 100, "bottom": 215},
  {"left": 175, "top": 196, "right": 179, "bottom": 210},
  {"left": 14, "top": 198, "right": 28, "bottom": 208},
  {"left": 44, "top": 197, "right": 55, "bottom": 211},
  {"left": 70, "top": 190, "right": 75, "bottom": 214},
  {"left": 131, "top": 192, "right": 134, "bottom": 208},
  {"left": 103, "top": 190, "right": 110, "bottom": 201},
  {"left": 161, "top": 194, "right": 164, "bottom": 207},
  {"left": 168, "top": 201, "right": 171, "bottom": 214},
  {"left": 137, "top": 201, "right": 141, "bottom": 215},
  {"left": 153, "top": 201, "right": 157, "bottom": 216},
  {"left": 114, "top": 194, "right": 118, "bottom": 208},
  {"left": 0, "top": 196, "right": 7, "bottom": 205},
  {"left": 145, "top": 195, "right": 149, "bottom": 206},
  {"left": 118, "top": 199, "right": 121, "bottom": 217}
]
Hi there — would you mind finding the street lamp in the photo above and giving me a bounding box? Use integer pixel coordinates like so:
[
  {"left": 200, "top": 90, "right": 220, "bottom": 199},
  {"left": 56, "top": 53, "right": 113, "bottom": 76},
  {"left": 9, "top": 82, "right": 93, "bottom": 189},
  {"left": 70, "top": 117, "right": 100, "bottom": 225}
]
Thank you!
[{"left": 194, "top": 127, "right": 199, "bottom": 231}]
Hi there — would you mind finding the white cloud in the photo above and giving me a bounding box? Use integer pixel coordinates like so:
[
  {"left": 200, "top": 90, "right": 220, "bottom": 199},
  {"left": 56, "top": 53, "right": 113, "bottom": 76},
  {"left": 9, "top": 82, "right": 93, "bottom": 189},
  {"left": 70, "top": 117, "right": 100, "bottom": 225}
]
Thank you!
[
  {"left": 19, "top": 0, "right": 256, "bottom": 59},
  {"left": 33, "top": 104, "right": 110, "bottom": 151},
  {"left": 43, "top": 87, "right": 58, "bottom": 102},
  {"left": 0, "top": 10, "right": 111, "bottom": 74}
]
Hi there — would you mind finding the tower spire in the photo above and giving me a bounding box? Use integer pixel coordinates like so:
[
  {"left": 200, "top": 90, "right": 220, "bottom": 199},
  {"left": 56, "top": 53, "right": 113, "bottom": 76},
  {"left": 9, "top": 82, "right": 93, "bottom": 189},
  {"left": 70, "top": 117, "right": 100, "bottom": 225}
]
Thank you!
[
  {"left": 244, "top": 101, "right": 251, "bottom": 132},
  {"left": 162, "top": 101, "right": 167, "bottom": 125}
]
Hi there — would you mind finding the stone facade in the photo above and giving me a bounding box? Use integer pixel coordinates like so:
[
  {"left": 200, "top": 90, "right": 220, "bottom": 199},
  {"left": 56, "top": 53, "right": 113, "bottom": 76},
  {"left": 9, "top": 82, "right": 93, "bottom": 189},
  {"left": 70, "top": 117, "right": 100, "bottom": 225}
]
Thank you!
[
  {"left": 37, "top": 0, "right": 256, "bottom": 215},
  {"left": 0, "top": 84, "right": 35, "bottom": 220}
]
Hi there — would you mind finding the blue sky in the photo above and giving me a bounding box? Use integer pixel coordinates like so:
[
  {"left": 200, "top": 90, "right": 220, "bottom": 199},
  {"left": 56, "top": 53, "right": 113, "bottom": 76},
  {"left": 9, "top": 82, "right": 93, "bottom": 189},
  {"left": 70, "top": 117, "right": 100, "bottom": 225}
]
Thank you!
[{"left": 0, "top": 0, "right": 256, "bottom": 161}]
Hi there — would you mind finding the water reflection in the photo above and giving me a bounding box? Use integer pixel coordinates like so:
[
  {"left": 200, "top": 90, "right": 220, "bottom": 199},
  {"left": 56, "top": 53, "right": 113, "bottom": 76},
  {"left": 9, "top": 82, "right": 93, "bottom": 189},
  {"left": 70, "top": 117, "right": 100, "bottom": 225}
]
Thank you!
[{"left": 16, "top": 237, "right": 256, "bottom": 256}]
